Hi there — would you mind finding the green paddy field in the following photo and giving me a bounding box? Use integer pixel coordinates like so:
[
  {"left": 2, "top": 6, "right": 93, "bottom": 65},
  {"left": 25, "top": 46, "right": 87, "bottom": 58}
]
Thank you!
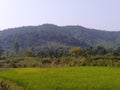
[{"left": 0, "top": 67, "right": 120, "bottom": 90}]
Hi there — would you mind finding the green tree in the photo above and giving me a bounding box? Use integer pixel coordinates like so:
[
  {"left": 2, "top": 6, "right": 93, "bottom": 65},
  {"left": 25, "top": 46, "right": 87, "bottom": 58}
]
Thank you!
[
  {"left": 94, "top": 46, "right": 107, "bottom": 55},
  {"left": 113, "top": 47, "right": 120, "bottom": 56},
  {"left": 23, "top": 48, "right": 33, "bottom": 57},
  {"left": 0, "top": 47, "right": 4, "bottom": 57},
  {"left": 13, "top": 42, "right": 19, "bottom": 56},
  {"left": 86, "top": 47, "right": 95, "bottom": 55},
  {"left": 69, "top": 47, "right": 83, "bottom": 57}
]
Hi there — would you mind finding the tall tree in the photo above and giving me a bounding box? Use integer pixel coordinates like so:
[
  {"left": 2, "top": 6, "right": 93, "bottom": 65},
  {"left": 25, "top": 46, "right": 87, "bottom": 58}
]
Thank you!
[
  {"left": 0, "top": 47, "right": 4, "bottom": 57},
  {"left": 13, "top": 42, "right": 19, "bottom": 56}
]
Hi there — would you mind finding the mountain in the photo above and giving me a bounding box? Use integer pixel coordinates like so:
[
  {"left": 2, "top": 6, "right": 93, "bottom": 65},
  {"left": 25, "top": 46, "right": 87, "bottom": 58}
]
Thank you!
[{"left": 0, "top": 24, "right": 120, "bottom": 51}]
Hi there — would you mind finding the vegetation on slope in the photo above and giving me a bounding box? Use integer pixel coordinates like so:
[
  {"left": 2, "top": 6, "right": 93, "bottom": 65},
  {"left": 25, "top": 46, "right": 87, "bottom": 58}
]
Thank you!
[{"left": 0, "top": 24, "right": 120, "bottom": 51}]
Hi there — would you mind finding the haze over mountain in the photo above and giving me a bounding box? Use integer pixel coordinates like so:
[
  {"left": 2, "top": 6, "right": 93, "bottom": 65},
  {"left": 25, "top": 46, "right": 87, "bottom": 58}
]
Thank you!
[{"left": 0, "top": 24, "right": 120, "bottom": 51}]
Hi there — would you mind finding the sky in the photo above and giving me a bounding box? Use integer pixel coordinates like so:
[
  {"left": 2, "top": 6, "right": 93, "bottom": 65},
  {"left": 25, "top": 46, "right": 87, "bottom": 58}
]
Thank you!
[{"left": 0, "top": 0, "right": 120, "bottom": 31}]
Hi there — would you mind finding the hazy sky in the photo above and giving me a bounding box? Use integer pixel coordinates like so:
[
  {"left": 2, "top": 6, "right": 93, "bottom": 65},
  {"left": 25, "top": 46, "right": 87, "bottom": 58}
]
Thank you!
[{"left": 0, "top": 0, "right": 120, "bottom": 31}]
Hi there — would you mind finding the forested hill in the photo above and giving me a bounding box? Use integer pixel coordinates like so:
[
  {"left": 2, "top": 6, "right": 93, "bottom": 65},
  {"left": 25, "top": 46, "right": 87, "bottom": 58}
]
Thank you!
[{"left": 0, "top": 24, "right": 120, "bottom": 50}]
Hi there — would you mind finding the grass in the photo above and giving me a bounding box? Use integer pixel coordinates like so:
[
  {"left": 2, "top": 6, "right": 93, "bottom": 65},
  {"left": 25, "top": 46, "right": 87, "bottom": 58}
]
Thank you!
[
  {"left": 0, "top": 67, "right": 120, "bottom": 90},
  {"left": 0, "top": 78, "right": 24, "bottom": 90}
]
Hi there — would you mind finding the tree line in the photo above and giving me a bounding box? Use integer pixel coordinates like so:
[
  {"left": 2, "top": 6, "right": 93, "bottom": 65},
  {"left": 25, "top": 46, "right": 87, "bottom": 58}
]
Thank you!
[
  {"left": 1, "top": 42, "right": 120, "bottom": 68},
  {"left": 1, "top": 42, "right": 120, "bottom": 58}
]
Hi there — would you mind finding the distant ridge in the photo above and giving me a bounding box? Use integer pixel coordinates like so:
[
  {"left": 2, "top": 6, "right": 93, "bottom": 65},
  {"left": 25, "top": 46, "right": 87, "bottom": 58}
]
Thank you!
[{"left": 0, "top": 24, "right": 120, "bottom": 51}]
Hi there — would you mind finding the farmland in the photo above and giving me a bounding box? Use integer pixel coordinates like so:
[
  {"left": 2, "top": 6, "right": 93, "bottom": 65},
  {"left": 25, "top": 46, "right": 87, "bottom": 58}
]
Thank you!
[{"left": 0, "top": 67, "right": 120, "bottom": 90}]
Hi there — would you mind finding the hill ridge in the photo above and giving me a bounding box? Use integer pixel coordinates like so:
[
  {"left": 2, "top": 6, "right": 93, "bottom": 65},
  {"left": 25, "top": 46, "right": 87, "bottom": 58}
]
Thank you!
[{"left": 0, "top": 24, "right": 120, "bottom": 51}]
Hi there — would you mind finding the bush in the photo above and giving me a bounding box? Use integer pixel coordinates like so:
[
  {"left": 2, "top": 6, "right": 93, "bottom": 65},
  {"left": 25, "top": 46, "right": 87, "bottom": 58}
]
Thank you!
[{"left": 41, "top": 58, "right": 52, "bottom": 64}]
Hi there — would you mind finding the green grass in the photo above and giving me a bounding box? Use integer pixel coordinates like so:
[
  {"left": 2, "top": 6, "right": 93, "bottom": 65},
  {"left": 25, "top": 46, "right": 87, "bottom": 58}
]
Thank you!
[{"left": 0, "top": 67, "right": 120, "bottom": 90}]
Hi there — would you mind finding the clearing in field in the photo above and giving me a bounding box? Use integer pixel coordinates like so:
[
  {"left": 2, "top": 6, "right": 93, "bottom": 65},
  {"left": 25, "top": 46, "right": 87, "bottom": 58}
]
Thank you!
[{"left": 0, "top": 67, "right": 120, "bottom": 90}]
